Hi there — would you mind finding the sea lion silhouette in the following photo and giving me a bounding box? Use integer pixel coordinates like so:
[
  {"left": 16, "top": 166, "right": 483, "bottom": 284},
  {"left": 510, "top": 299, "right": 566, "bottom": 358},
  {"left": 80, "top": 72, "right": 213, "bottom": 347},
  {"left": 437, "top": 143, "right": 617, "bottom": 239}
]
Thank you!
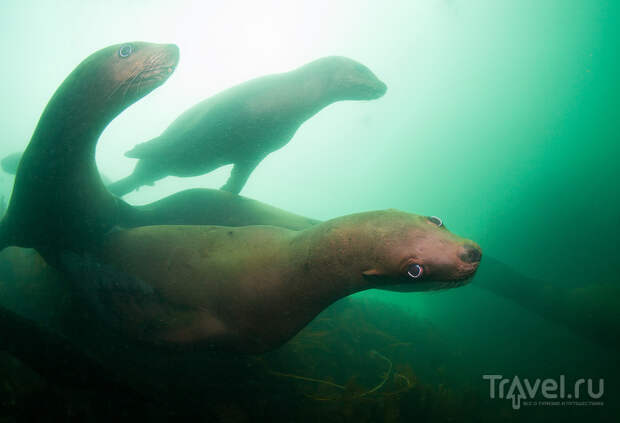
[{"left": 108, "top": 56, "right": 387, "bottom": 196}]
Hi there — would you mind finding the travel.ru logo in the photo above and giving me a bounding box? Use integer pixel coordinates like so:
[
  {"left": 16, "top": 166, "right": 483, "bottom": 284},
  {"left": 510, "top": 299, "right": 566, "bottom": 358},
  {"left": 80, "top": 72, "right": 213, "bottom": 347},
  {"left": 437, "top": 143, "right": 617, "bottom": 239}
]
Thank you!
[{"left": 483, "top": 375, "right": 604, "bottom": 410}]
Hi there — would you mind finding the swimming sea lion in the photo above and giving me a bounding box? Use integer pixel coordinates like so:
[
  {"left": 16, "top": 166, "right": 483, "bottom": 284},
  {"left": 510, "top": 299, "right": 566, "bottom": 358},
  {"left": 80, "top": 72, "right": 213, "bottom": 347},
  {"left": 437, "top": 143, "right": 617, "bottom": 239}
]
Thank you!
[
  {"left": 63, "top": 210, "right": 481, "bottom": 353},
  {"left": 0, "top": 42, "right": 179, "bottom": 254},
  {"left": 118, "top": 188, "right": 319, "bottom": 230},
  {"left": 0, "top": 152, "right": 22, "bottom": 175},
  {"left": 108, "top": 56, "right": 387, "bottom": 196},
  {"left": 105, "top": 192, "right": 620, "bottom": 353}
]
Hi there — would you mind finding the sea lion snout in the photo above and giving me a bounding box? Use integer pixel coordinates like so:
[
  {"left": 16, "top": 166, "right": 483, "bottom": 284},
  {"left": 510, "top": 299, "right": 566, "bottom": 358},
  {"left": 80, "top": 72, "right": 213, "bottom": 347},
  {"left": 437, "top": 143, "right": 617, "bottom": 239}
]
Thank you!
[
  {"left": 374, "top": 80, "right": 388, "bottom": 97},
  {"left": 358, "top": 76, "right": 387, "bottom": 99},
  {"left": 459, "top": 243, "right": 482, "bottom": 264}
]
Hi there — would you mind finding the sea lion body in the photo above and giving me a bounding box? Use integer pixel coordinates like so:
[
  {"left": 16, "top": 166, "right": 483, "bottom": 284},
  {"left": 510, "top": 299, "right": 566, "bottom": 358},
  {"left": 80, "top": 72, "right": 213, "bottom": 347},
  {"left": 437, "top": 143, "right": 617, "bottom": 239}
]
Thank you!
[
  {"left": 119, "top": 188, "right": 319, "bottom": 230},
  {"left": 65, "top": 210, "right": 481, "bottom": 353},
  {"left": 0, "top": 42, "right": 179, "bottom": 254},
  {"left": 108, "top": 56, "right": 387, "bottom": 196}
]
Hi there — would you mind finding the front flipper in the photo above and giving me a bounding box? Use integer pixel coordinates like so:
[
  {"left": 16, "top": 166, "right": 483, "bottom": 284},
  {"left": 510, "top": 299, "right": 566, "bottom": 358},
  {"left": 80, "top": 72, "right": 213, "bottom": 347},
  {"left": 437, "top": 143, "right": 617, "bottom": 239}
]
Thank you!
[{"left": 221, "top": 159, "right": 263, "bottom": 194}]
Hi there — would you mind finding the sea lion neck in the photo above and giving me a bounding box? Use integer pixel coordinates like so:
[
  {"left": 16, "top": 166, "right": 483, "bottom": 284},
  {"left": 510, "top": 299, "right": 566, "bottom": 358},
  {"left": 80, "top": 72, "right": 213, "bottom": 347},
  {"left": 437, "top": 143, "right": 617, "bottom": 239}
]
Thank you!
[
  {"left": 289, "top": 215, "right": 383, "bottom": 299},
  {"left": 276, "top": 69, "right": 334, "bottom": 121},
  {"left": 29, "top": 42, "right": 179, "bottom": 157}
]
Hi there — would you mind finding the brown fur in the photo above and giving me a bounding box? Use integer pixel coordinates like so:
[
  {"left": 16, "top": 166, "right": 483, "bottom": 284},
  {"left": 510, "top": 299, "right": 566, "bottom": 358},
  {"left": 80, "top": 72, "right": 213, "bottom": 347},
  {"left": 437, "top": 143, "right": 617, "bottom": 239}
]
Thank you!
[{"left": 88, "top": 210, "right": 481, "bottom": 353}]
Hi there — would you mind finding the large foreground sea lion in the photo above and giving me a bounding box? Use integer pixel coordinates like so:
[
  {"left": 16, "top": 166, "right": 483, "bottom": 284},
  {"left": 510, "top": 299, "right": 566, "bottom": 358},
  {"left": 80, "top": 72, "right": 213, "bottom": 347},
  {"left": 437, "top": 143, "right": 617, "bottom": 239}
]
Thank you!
[
  {"left": 108, "top": 56, "right": 387, "bottom": 196},
  {"left": 0, "top": 42, "right": 179, "bottom": 254},
  {"left": 62, "top": 210, "right": 481, "bottom": 353},
  {"left": 114, "top": 192, "right": 619, "bottom": 353}
]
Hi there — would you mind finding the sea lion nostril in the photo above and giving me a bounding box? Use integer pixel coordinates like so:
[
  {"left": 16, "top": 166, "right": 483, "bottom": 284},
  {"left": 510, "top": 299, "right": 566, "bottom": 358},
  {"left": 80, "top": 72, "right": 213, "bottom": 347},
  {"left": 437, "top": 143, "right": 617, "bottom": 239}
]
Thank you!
[{"left": 460, "top": 244, "right": 482, "bottom": 263}]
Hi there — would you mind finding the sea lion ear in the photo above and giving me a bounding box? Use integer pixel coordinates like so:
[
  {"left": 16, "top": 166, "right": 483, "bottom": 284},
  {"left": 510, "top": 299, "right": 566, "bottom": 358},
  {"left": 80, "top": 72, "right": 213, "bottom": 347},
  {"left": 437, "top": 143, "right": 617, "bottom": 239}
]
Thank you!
[{"left": 362, "top": 268, "right": 382, "bottom": 276}]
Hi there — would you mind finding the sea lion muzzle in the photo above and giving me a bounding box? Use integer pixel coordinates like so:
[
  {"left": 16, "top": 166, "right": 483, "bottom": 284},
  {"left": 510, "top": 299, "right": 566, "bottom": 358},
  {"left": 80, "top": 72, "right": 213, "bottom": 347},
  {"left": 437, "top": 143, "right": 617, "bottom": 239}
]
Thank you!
[{"left": 460, "top": 243, "right": 482, "bottom": 264}]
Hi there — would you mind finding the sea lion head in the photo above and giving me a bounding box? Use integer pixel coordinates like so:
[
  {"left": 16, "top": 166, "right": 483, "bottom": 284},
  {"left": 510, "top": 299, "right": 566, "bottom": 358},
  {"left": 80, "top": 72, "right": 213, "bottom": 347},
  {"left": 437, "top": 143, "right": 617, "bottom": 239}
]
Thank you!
[
  {"left": 312, "top": 210, "right": 480, "bottom": 292},
  {"left": 58, "top": 41, "right": 179, "bottom": 125},
  {"left": 358, "top": 210, "right": 481, "bottom": 291},
  {"left": 307, "top": 56, "right": 387, "bottom": 100}
]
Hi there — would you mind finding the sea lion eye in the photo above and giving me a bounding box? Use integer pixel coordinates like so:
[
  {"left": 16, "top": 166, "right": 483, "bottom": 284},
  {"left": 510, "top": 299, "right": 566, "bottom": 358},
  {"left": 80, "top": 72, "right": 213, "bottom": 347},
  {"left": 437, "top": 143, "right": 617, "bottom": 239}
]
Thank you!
[
  {"left": 428, "top": 216, "right": 443, "bottom": 227},
  {"left": 407, "top": 263, "right": 423, "bottom": 279},
  {"left": 118, "top": 44, "right": 133, "bottom": 58}
]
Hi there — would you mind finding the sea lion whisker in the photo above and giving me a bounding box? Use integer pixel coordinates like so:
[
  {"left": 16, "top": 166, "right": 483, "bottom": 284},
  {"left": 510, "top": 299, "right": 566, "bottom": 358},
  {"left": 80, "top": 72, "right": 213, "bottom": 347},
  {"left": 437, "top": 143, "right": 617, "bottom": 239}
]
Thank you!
[
  {"left": 119, "top": 67, "right": 148, "bottom": 102},
  {"left": 111, "top": 65, "right": 147, "bottom": 100},
  {"left": 103, "top": 80, "right": 127, "bottom": 104},
  {"left": 111, "top": 64, "right": 155, "bottom": 104},
  {"left": 104, "top": 68, "right": 142, "bottom": 104}
]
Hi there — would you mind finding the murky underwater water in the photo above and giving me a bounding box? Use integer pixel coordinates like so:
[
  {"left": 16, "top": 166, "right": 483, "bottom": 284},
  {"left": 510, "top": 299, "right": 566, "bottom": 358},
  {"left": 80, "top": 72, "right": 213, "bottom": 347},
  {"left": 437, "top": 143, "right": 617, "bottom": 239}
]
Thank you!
[{"left": 0, "top": 1, "right": 618, "bottom": 421}]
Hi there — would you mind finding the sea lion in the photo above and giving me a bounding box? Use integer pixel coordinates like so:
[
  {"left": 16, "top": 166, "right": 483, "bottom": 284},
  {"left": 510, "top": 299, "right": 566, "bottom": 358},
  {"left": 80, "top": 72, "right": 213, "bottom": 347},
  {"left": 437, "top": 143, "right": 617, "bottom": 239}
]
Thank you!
[
  {"left": 2, "top": 150, "right": 112, "bottom": 183},
  {"left": 108, "top": 56, "right": 387, "bottom": 196},
  {"left": 118, "top": 188, "right": 319, "bottom": 230},
  {"left": 1, "top": 148, "right": 109, "bottom": 188},
  {"left": 0, "top": 152, "right": 22, "bottom": 175},
  {"left": 0, "top": 42, "right": 179, "bottom": 254},
  {"left": 62, "top": 210, "right": 481, "bottom": 353}
]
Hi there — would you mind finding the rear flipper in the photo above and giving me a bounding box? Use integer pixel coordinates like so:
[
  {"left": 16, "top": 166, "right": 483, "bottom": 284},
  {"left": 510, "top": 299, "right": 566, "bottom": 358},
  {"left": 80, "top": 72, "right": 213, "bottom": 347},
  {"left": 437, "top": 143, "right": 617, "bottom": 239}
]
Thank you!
[
  {"left": 107, "top": 173, "right": 142, "bottom": 197},
  {"left": 221, "top": 159, "right": 262, "bottom": 194},
  {"left": 107, "top": 159, "right": 163, "bottom": 197},
  {"left": 59, "top": 251, "right": 171, "bottom": 338}
]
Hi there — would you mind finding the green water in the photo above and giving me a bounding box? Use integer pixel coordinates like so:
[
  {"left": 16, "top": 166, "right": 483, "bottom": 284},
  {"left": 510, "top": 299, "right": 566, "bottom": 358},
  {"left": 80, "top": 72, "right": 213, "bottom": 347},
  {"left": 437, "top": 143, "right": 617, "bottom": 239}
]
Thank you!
[{"left": 0, "top": 0, "right": 618, "bottom": 421}]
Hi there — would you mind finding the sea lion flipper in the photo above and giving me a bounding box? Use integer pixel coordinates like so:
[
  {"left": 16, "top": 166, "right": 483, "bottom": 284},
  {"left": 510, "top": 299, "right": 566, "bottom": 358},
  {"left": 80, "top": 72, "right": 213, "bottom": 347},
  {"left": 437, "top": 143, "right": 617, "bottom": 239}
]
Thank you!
[
  {"left": 108, "top": 159, "right": 165, "bottom": 197},
  {"left": 107, "top": 175, "right": 139, "bottom": 197},
  {"left": 221, "top": 158, "right": 263, "bottom": 194},
  {"left": 1, "top": 152, "right": 23, "bottom": 175}
]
